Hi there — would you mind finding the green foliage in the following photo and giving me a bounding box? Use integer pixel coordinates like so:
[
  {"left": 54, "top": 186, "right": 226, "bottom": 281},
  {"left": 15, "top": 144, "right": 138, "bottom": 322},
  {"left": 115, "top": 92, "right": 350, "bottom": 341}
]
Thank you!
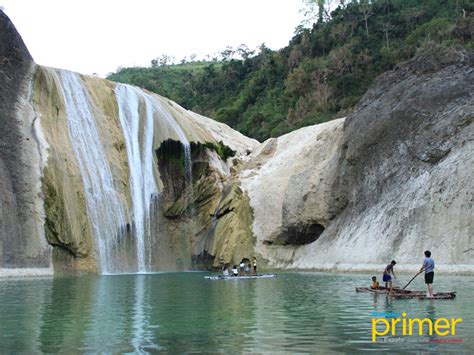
[
  {"left": 406, "top": 18, "right": 455, "bottom": 45},
  {"left": 204, "top": 141, "right": 236, "bottom": 161},
  {"left": 108, "top": 0, "right": 473, "bottom": 141}
]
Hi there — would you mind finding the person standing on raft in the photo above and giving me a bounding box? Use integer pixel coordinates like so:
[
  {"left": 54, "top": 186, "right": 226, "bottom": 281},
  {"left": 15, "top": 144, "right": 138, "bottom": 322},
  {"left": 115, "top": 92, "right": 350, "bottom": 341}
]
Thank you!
[
  {"left": 239, "top": 260, "right": 246, "bottom": 276},
  {"left": 222, "top": 264, "right": 229, "bottom": 277},
  {"left": 420, "top": 250, "right": 435, "bottom": 298},
  {"left": 383, "top": 260, "right": 397, "bottom": 292}
]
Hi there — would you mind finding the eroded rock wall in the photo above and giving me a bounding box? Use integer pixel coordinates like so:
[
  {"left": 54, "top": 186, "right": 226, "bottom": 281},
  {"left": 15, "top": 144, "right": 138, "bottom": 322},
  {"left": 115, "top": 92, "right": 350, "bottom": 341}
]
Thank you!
[
  {"left": 239, "top": 118, "right": 346, "bottom": 266},
  {"left": 0, "top": 11, "right": 51, "bottom": 267},
  {"left": 242, "top": 47, "right": 473, "bottom": 272},
  {"left": 296, "top": 47, "right": 473, "bottom": 272},
  {"left": 32, "top": 66, "right": 258, "bottom": 273},
  {"left": 2, "top": 9, "right": 471, "bottom": 274},
  {"left": 156, "top": 141, "right": 256, "bottom": 270}
]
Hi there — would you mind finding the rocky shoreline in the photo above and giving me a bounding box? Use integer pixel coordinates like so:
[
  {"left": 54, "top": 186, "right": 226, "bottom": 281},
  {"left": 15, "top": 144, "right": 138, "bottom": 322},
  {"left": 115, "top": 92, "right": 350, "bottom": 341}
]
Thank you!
[
  {"left": 288, "top": 264, "right": 474, "bottom": 276},
  {"left": 0, "top": 268, "right": 54, "bottom": 278}
]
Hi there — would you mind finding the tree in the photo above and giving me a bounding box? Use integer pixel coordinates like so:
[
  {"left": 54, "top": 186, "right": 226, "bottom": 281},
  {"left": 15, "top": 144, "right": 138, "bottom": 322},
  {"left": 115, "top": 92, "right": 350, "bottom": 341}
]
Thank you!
[
  {"left": 380, "top": 22, "right": 395, "bottom": 49},
  {"left": 300, "top": 0, "right": 333, "bottom": 25},
  {"left": 110, "top": 0, "right": 470, "bottom": 141},
  {"left": 317, "top": 0, "right": 325, "bottom": 23},
  {"left": 236, "top": 44, "right": 255, "bottom": 60},
  {"left": 151, "top": 54, "right": 174, "bottom": 67},
  {"left": 359, "top": 0, "right": 373, "bottom": 37},
  {"left": 300, "top": 0, "right": 319, "bottom": 26},
  {"left": 288, "top": 46, "right": 304, "bottom": 69},
  {"left": 220, "top": 46, "right": 235, "bottom": 61}
]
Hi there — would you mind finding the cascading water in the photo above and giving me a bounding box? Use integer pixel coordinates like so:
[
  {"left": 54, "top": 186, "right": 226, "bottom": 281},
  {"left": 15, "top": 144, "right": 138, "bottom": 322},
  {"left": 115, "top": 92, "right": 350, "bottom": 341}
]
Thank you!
[
  {"left": 53, "top": 71, "right": 192, "bottom": 274},
  {"left": 55, "top": 69, "right": 127, "bottom": 274},
  {"left": 115, "top": 84, "right": 158, "bottom": 273}
]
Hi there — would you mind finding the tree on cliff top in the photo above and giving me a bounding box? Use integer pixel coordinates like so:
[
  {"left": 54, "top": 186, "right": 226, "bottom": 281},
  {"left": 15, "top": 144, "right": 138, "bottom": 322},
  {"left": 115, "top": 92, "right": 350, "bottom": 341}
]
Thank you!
[{"left": 108, "top": 0, "right": 473, "bottom": 141}]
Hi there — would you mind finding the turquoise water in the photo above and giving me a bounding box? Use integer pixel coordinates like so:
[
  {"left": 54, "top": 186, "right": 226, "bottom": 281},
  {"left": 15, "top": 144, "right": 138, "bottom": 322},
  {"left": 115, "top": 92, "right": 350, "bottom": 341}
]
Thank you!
[{"left": 0, "top": 272, "right": 473, "bottom": 353}]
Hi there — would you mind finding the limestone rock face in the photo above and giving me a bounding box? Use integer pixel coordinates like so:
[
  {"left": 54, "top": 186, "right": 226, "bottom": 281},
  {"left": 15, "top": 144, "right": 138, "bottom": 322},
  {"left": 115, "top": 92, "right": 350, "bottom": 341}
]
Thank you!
[
  {"left": 300, "top": 46, "right": 473, "bottom": 271},
  {"left": 239, "top": 119, "right": 346, "bottom": 265},
  {"left": 156, "top": 141, "right": 255, "bottom": 270},
  {"left": 0, "top": 11, "right": 258, "bottom": 273},
  {"left": 1, "top": 10, "right": 472, "bottom": 274},
  {"left": 0, "top": 11, "right": 51, "bottom": 267},
  {"left": 242, "top": 46, "right": 473, "bottom": 272},
  {"left": 31, "top": 68, "right": 258, "bottom": 273}
]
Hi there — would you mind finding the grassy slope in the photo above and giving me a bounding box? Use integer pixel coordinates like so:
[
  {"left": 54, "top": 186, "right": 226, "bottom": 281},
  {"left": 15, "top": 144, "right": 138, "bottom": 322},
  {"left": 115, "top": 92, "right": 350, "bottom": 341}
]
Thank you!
[{"left": 108, "top": 0, "right": 473, "bottom": 141}]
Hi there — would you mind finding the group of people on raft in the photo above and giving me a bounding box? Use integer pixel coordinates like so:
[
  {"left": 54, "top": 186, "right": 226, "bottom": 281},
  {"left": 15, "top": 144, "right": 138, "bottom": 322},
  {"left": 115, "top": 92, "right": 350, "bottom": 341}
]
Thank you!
[
  {"left": 221, "top": 257, "right": 258, "bottom": 277},
  {"left": 370, "top": 250, "right": 435, "bottom": 297}
]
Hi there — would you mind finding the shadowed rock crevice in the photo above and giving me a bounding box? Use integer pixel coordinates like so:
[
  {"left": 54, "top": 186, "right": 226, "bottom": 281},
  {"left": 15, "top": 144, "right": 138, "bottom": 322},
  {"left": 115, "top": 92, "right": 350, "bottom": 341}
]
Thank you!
[
  {"left": 158, "top": 139, "right": 237, "bottom": 219},
  {"left": 266, "top": 223, "right": 325, "bottom": 246}
]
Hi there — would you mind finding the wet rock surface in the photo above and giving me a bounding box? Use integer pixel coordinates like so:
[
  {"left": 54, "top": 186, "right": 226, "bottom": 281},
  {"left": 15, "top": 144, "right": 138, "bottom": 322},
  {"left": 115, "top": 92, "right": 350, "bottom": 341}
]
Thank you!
[{"left": 0, "top": 11, "right": 51, "bottom": 267}]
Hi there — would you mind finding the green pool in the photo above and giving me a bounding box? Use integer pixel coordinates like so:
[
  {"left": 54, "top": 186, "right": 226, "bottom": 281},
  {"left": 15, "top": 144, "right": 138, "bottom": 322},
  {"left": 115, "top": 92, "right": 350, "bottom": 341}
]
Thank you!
[{"left": 1, "top": 272, "right": 472, "bottom": 353}]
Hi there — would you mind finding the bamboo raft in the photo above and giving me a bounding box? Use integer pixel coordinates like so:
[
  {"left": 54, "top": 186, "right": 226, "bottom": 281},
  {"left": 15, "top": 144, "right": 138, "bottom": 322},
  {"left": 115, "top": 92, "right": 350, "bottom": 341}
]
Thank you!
[
  {"left": 205, "top": 274, "right": 276, "bottom": 280},
  {"left": 356, "top": 287, "right": 456, "bottom": 299}
]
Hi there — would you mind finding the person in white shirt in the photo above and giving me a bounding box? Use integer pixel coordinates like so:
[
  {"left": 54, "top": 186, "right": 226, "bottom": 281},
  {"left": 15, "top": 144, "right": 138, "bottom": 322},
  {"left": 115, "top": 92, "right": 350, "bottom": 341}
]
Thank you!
[
  {"left": 239, "top": 260, "right": 245, "bottom": 275},
  {"left": 244, "top": 263, "right": 251, "bottom": 275},
  {"left": 222, "top": 264, "right": 229, "bottom": 277}
]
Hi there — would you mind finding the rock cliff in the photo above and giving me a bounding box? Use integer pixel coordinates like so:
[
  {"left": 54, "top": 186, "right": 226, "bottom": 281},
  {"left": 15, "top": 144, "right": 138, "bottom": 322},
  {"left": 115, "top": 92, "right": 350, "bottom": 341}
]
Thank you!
[
  {"left": 1, "top": 10, "right": 472, "bottom": 274},
  {"left": 241, "top": 45, "right": 473, "bottom": 273},
  {"left": 0, "top": 11, "right": 51, "bottom": 268}
]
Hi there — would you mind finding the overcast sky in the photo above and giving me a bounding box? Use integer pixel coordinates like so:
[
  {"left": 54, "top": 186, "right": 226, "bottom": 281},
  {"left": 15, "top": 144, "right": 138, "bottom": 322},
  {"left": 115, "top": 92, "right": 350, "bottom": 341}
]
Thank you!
[{"left": 1, "top": 0, "right": 304, "bottom": 77}]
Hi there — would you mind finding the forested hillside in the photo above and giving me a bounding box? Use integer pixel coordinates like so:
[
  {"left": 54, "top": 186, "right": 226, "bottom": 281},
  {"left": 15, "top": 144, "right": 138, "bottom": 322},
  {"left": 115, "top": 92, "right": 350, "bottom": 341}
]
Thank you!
[{"left": 108, "top": 0, "right": 473, "bottom": 141}]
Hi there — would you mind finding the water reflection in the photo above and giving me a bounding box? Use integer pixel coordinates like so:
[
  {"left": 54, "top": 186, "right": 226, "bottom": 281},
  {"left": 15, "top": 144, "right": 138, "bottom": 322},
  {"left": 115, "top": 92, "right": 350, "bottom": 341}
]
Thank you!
[
  {"left": 0, "top": 278, "right": 52, "bottom": 352},
  {"left": 39, "top": 276, "right": 90, "bottom": 352},
  {"left": 131, "top": 275, "right": 159, "bottom": 353},
  {"left": 0, "top": 272, "right": 473, "bottom": 353}
]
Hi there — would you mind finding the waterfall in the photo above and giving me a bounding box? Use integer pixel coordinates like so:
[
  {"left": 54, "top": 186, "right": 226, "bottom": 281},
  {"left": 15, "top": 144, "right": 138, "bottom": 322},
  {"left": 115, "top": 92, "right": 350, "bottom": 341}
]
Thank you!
[
  {"left": 55, "top": 69, "right": 126, "bottom": 274},
  {"left": 115, "top": 84, "right": 158, "bottom": 273},
  {"left": 53, "top": 71, "right": 192, "bottom": 273}
]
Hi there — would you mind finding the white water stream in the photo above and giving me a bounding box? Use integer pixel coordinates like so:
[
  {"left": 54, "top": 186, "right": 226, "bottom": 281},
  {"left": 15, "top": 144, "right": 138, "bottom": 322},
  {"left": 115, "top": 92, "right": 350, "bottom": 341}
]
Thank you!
[
  {"left": 115, "top": 84, "right": 158, "bottom": 273},
  {"left": 56, "top": 69, "right": 127, "bottom": 274},
  {"left": 54, "top": 71, "right": 193, "bottom": 274}
]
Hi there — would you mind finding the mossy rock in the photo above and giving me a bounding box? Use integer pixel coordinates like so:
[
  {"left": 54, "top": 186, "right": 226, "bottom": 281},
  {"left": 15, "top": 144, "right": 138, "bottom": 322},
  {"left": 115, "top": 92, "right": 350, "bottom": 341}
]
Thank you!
[{"left": 211, "top": 185, "right": 255, "bottom": 267}]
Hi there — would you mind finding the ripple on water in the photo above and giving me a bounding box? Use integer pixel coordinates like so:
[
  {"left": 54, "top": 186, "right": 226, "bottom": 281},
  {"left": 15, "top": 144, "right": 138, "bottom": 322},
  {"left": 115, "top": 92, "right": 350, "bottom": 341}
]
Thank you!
[{"left": 0, "top": 272, "right": 473, "bottom": 353}]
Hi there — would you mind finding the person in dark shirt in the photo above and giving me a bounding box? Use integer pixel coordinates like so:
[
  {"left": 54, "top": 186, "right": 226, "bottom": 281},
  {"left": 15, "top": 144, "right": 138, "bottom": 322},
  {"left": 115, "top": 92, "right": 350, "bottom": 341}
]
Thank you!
[{"left": 383, "top": 260, "right": 397, "bottom": 292}]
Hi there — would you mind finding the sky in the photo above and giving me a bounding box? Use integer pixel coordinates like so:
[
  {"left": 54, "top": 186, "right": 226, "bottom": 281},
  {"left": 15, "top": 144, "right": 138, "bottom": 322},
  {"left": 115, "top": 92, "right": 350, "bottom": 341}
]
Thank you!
[{"left": 1, "top": 0, "right": 304, "bottom": 77}]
